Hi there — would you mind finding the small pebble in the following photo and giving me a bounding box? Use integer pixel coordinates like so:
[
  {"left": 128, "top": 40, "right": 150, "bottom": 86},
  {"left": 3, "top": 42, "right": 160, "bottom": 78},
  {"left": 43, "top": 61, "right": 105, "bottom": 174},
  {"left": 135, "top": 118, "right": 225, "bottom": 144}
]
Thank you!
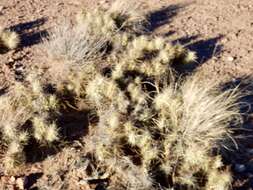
[{"left": 227, "top": 56, "right": 234, "bottom": 62}]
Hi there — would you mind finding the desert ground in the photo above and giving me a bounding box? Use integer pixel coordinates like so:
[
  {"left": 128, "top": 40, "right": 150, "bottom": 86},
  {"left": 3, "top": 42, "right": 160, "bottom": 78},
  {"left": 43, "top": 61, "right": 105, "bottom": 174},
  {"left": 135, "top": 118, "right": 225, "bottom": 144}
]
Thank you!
[{"left": 0, "top": 0, "right": 253, "bottom": 189}]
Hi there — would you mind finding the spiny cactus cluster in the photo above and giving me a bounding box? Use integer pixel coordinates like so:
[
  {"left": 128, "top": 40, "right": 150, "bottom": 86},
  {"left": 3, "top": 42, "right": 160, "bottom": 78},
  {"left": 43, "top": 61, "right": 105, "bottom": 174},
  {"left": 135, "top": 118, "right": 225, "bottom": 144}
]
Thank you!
[
  {"left": 0, "top": 26, "right": 19, "bottom": 50},
  {"left": 0, "top": 73, "right": 60, "bottom": 171},
  {"left": 85, "top": 65, "right": 240, "bottom": 190},
  {"left": 110, "top": 35, "right": 196, "bottom": 80},
  {"left": 0, "top": 1, "right": 242, "bottom": 189},
  {"left": 76, "top": 0, "right": 145, "bottom": 35},
  {"left": 44, "top": 0, "right": 195, "bottom": 97},
  {"left": 44, "top": 1, "right": 240, "bottom": 189}
]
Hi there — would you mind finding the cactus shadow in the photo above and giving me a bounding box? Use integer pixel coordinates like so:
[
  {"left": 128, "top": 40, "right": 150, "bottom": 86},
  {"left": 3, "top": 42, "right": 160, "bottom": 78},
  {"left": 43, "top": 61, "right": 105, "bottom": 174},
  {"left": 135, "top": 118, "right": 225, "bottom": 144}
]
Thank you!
[
  {"left": 58, "top": 109, "right": 90, "bottom": 141},
  {"left": 219, "top": 76, "right": 253, "bottom": 189},
  {"left": 10, "top": 17, "right": 48, "bottom": 48},
  {"left": 10, "top": 18, "right": 46, "bottom": 32},
  {"left": 186, "top": 35, "right": 223, "bottom": 64},
  {"left": 172, "top": 35, "right": 224, "bottom": 74},
  {"left": 20, "top": 29, "right": 48, "bottom": 47},
  {"left": 0, "top": 46, "right": 9, "bottom": 54},
  {"left": 145, "top": 4, "right": 185, "bottom": 32},
  {"left": 172, "top": 35, "right": 199, "bottom": 45},
  {"left": 24, "top": 172, "right": 43, "bottom": 189},
  {"left": 146, "top": 3, "right": 223, "bottom": 75}
]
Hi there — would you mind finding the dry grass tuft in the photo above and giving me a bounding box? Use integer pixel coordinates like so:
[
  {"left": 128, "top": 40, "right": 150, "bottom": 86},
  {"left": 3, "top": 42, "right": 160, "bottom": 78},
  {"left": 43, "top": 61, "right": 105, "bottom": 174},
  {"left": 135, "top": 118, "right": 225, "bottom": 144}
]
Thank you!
[{"left": 43, "top": 21, "right": 106, "bottom": 65}]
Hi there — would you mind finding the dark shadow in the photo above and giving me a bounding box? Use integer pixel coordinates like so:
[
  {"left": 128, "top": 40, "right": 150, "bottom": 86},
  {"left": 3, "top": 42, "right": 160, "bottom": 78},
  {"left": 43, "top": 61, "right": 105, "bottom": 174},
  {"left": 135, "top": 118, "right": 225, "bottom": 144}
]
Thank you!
[
  {"left": 9, "top": 18, "right": 48, "bottom": 48},
  {"left": 145, "top": 4, "right": 185, "bottom": 32},
  {"left": 59, "top": 108, "right": 90, "bottom": 141},
  {"left": 0, "top": 86, "right": 8, "bottom": 96},
  {"left": 186, "top": 35, "right": 224, "bottom": 63},
  {"left": 9, "top": 18, "right": 47, "bottom": 33},
  {"left": 172, "top": 35, "right": 199, "bottom": 45},
  {"left": 95, "top": 182, "right": 109, "bottom": 190},
  {"left": 24, "top": 139, "right": 59, "bottom": 163},
  {"left": 24, "top": 172, "right": 43, "bottom": 189},
  {"left": 20, "top": 30, "right": 48, "bottom": 47},
  {"left": 172, "top": 35, "right": 224, "bottom": 74},
  {"left": 24, "top": 106, "right": 90, "bottom": 164},
  {"left": 163, "top": 31, "right": 176, "bottom": 37},
  {"left": 0, "top": 18, "right": 47, "bottom": 54},
  {"left": 219, "top": 76, "right": 253, "bottom": 190},
  {"left": 143, "top": 4, "right": 224, "bottom": 75},
  {"left": 0, "top": 46, "right": 9, "bottom": 54}
]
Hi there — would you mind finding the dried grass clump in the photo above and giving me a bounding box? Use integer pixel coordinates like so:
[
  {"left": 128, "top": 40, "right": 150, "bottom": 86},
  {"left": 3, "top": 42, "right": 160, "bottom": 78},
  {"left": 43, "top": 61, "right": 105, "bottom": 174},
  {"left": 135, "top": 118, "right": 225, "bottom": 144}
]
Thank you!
[
  {"left": 42, "top": 20, "right": 109, "bottom": 98},
  {"left": 0, "top": 27, "right": 19, "bottom": 50},
  {"left": 43, "top": 21, "right": 105, "bottom": 65}
]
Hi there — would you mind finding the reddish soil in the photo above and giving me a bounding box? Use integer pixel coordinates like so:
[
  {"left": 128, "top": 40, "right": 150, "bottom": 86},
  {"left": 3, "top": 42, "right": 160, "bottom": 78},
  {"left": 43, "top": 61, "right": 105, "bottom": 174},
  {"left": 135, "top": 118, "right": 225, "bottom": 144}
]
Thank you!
[{"left": 0, "top": 0, "right": 253, "bottom": 189}]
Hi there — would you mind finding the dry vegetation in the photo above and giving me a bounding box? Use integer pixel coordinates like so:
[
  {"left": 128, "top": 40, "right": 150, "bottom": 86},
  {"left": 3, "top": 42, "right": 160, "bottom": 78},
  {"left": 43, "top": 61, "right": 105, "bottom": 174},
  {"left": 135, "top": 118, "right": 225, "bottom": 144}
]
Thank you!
[{"left": 0, "top": 1, "right": 245, "bottom": 189}]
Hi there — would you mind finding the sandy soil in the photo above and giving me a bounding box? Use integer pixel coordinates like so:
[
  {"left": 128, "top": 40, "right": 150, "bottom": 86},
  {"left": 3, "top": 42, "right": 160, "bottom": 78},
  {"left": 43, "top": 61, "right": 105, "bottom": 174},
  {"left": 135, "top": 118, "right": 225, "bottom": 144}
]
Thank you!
[{"left": 0, "top": 0, "right": 253, "bottom": 189}]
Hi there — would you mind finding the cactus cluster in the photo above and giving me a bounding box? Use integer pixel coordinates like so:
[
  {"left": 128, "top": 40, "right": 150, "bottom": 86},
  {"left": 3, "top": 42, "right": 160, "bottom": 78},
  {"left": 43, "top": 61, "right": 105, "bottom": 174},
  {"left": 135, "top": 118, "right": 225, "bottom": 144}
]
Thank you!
[
  {"left": 44, "top": 0, "right": 196, "bottom": 98},
  {"left": 0, "top": 73, "right": 60, "bottom": 172},
  {"left": 45, "top": 1, "right": 240, "bottom": 189},
  {"left": 76, "top": 0, "right": 145, "bottom": 35},
  {"left": 110, "top": 35, "right": 196, "bottom": 80},
  {"left": 41, "top": 1, "right": 241, "bottom": 189},
  {"left": 0, "top": 27, "right": 19, "bottom": 50},
  {"left": 85, "top": 63, "right": 240, "bottom": 190},
  {"left": 0, "top": 1, "right": 242, "bottom": 189}
]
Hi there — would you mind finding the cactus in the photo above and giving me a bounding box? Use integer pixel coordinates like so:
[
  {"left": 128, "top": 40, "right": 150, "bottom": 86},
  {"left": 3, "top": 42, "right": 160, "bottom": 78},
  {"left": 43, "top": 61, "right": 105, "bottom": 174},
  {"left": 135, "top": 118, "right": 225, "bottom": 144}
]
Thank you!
[
  {"left": 0, "top": 73, "right": 60, "bottom": 172},
  {"left": 0, "top": 27, "right": 19, "bottom": 50}
]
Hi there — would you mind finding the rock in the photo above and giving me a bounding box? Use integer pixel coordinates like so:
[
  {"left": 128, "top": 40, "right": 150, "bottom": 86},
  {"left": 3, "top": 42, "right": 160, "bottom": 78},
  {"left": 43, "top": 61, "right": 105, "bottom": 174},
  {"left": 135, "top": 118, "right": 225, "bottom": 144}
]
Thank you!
[{"left": 227, "top": 56, "right": 234, "bottom": 62}]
